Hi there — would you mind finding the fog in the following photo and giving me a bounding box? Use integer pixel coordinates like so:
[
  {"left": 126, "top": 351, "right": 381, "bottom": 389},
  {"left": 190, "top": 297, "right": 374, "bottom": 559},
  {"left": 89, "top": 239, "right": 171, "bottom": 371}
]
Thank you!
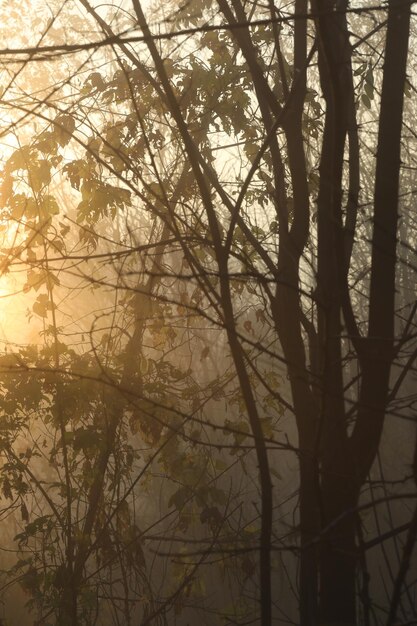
[{"left": 0, "top": 1, "right": 415, "bottom": 625}]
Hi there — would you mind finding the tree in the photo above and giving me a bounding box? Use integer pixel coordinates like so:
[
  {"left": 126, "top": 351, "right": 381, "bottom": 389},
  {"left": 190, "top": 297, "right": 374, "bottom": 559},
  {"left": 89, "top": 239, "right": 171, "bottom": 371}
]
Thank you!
[{"left": 0, "top": 1, "right": 416, "bottom": 625}]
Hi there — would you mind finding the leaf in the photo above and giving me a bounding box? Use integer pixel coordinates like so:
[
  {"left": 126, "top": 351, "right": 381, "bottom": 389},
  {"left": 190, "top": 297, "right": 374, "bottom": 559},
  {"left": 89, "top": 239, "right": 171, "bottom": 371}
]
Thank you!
[
  {"left": 32, "top": 293, "right": 53, "bottom": 317},
  {"left": 32, "top": 301, "right": 47, "bottom": 318},
  {"left": 364, "top": 81, "right": 374, "bottom": 101},
  {"left": 243, "top": 320, "right": 254, "bottom": 335},
  {"left": 40, "top": 195, "right": 59, "bottom": 216},
  {"left": 200, "top": 346, "right": 210, "bottom": 360},
  {"left": 8, "top": 146, "right": 32, "bottom": 172},
  {"left": 168, "top": 486, "right": 189, "bottom": 511},
  {"left": 68, "top": 427, "right": 98, "bottom": 454},
  {"left": 0, "top": 171, "right": 13, "bottom": 204},
  {"left": 19, "top": 567, "right": 40, "bottom": 594},
  {"left": 54, "top": 114, "right": 75, "bottom": 147},
  {"left": 36, "top": 130, "right": 57, "bottom": 155},
  {"left": 365, "top": 67, "right": 374, "bottom": 86},
  {"left": 361, "top": 93, "right": 371, "bottom": 109},
  {"left": 24, "top": 270, "right": 45, "bottom": 292},
  {"left": 200, "top": 506, "right": 222, "bottom": 527},
  {"left": 116, "top": 500, "right": 130, "bottom": 535},
  {"left": 354, "top": 63, "right": 366, "bottom": 76},
  {"left": 86, "top": 71, "right": 106, "bottom": 91},
  {"left": 14, "top": 515, "right": 52, "bottom": 546},
  {"left": 21, "top": 502, "right": 29, "bottom": 522},
  {"left": 28, "top": 160, "right": 51, "bottom": 192},
  {"left": 270, "top": 220, "right": 278, "bottom": 233},
  {"left": 2, "top": 477, "right": 12, "bottom": 499}
]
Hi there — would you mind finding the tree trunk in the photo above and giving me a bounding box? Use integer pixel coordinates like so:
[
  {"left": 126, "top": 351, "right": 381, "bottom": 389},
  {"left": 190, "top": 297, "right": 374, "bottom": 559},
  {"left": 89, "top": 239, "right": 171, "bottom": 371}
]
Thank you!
[
  {"left": 319, "top": 472, "right": 358, "bottom": 626},
  {"left": 299, "top": 452, "right": 320, "bottom": 625},
  {"left": 312, "top": 0, "right": 358, "bottom": 619},
  {"left": 315, "top": 0, "right": 411, "bottom": 622}
]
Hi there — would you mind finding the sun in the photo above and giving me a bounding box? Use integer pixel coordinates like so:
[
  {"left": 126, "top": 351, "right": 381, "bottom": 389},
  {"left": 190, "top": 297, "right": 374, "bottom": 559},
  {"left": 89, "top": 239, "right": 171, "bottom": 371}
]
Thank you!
[{"left": 0, "top": 269, "right": 34, "bottom": 344}]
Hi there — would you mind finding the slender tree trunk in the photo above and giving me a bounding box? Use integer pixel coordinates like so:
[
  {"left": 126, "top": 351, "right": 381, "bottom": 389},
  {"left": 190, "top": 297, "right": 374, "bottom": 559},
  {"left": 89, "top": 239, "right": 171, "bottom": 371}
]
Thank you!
[
  {"left": 314, "top": 0, "right": 411, "bottom": 622},
  {"left": 299, "top": 439, "right": 320, "bottom": 625},
  {"left": 350, "top": 0, "right": 411, "bottom": 482}
]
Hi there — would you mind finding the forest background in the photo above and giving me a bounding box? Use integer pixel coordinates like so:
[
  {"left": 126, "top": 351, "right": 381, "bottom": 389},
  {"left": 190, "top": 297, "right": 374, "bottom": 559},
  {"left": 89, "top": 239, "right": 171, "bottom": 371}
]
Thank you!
[{"left": 0, "top": 0, "right": 415, "bottom": 625}]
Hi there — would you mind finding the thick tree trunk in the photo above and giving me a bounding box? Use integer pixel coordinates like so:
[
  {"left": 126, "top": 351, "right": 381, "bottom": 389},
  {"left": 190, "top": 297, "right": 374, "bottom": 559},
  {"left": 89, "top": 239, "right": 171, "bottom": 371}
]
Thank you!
[
  {"left": 58, "top": 582, "right": 78, "bottom": 626},
  {"left": 313, "top": 0, "right": 358, "bottom": 621},
  {"left": 319, "top": 471, "right": 358, "bottom": 626}
]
